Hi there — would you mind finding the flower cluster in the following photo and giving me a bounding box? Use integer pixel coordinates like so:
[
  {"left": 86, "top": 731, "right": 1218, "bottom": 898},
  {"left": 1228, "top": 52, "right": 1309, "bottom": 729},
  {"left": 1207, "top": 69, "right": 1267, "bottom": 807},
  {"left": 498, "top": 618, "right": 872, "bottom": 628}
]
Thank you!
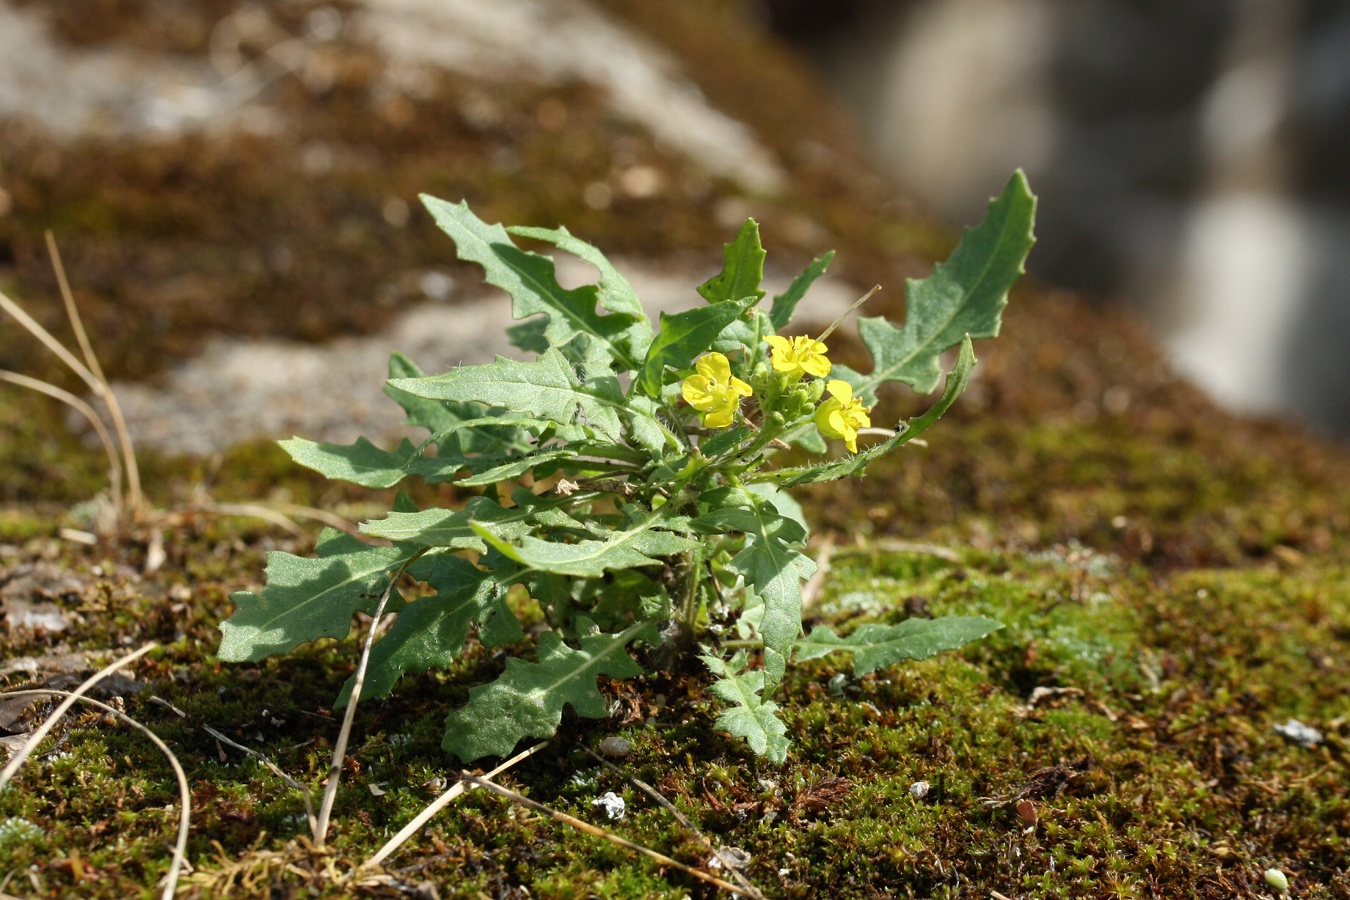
[{"left": 681, "top": 336, "right": 872, "bottom": 452}]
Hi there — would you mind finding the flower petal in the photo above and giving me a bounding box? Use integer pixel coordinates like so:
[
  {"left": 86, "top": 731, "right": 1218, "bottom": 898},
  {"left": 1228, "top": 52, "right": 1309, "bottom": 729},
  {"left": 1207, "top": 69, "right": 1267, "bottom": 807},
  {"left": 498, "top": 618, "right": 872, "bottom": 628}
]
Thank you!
[
  {"left": 697, "top": 352, "right": 732, "bottom": 383},
  {"left": 801, "top": 354, "right": 832, "bottom": 378},
  {"left": 825, "top": 379, "right": 853, "bottom": 404},
  {"left": 702, "top": 405, "right": 735, "bottom": 428},
  {"left": 682, "top": 375, "right": 713, "bottom": 409}
]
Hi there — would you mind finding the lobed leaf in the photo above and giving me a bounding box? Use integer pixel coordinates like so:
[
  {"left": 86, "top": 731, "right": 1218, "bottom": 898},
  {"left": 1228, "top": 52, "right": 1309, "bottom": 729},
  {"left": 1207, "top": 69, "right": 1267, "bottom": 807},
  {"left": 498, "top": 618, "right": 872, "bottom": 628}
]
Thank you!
[
  {"left": 361, "top": 493, "right": 584, "bottom": 550},
  {"left": 452, "top": 448, "right": 578, "bottom": 487},
  {"left": 335, "top": 555, "right": 518, "bottom": 707},
  {"left": 700, "top": 651, "right": 790, "bottom": 763},
  {"left": 836, "top": 171, "right": 1034, "bottom": 403},
  {"left": 508, "top": 224, "right": 653, "bottom": 359},
  {"left": 442, "top": 620, "right": 651, "bottom": 761},
  {"left": 472, "top": 508, "right": 698, "bottom": 578},
  {"left": 697, "top": 219, "right": 767, "bottom": 306},
  {"left": 385, "top": 352, "right": 474, "bottom": 437},
  {"left": 280, "top": 436, "right": 430, "bottom": 489},
  {"left": 795, "top": 615, "right": 1004, "bottom": 676},
  {"left": 389, "top": 348, "right": 634, "bottom": 443},
  {"left": 219, "top": 530, "right": 418, "bottom": 662},
  {"left": 420, "top": 196, "right": 646, "bottom": 370},
  {"left": 696, "top": 495, "right": 815, "bottom": 692}
]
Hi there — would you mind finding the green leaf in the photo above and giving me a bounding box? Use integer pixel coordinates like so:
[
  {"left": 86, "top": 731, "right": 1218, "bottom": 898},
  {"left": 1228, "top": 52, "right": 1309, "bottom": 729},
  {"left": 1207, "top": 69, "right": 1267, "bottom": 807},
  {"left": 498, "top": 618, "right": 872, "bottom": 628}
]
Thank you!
[
  {"left": 509, "top": 224, "right": 654, "bottom": 360},
  {"left": 635, "top": 295, "right": 758, "bottom": 397},
  {"left": 698, "top": 426, "right": 753, "bottom": 459},
  {"left": 698, "top": 219, "right": 767, "bottom": 305},
  {"left": 420, "top": 196, "right": 645, "bottom": 370},
  {"left": 389, "top": 348, "right": 632, "bottom": 443},
  {"left": 472, "top": 509, "right": 698, "bottom": 578},
  {"left": 839, "top": 171, "right": 1034, "bottom": 402},
  {"left": 769, "top": 251, "right": 834, "bottom": 331},
  {"left": 700, "top": 651, "right": 789, "bottom": 763},
  {"left": 280, "top": 436, "right": 421, "bottom": 489},
  {"left": 453, "top": 448, "right": 578, "bottom": 487},
  {"left": 385, "top": 352, "right": 466, "bottom": 436},
  {"left": 219, "top": 530, "right": 418, "bottom": 662},
  {"left": 386, "top": 353, "right": 544, "bottom": 469},
  {"left": 280, "top": 436, "right": 468, "bottom": 489},
  {"left": 696, "top": 496, "right": 815, "bottom": 691},
  {"left": 505, "top": 317, "right": 549, "bottom": 355},
  {"left": 361, "top": 494, "right": 580, "bottom": 550},
  {"left": 625, "top": 393, "right": 674, "bottom": 452},
  {"left": 774, "top": 336, "right": 977, "bottom": 489},
  {"left": 442, "top": 620, "right": 650, "bottom": 761},
  {"left": 746, "top": 482, "right": 808, "bottom": 536},
  {"left": 335, "top": 555, "right": 517, "bottom": 706},
  {"left": 795, "top": 615, "right": 1003, "bottom": 676}
]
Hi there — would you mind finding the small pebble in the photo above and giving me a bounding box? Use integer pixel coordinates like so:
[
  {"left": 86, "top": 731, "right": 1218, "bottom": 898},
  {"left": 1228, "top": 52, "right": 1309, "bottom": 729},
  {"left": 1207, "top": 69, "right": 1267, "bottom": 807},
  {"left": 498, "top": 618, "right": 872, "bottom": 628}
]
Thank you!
[
  {"left": 597, "top": 736, "right": 633, "bottom": 758},
  {"left": 592, "top": 791, "right": 625, "bottom": 820},
  {"left": 909, "top": 780, "right": 931, "bottom": 800},
  {"left": 1273, "top": 718, "right": 1322, "bottom": 748},
  {"left": 709, "top": 847, "right": 751, "bottom": 870}
]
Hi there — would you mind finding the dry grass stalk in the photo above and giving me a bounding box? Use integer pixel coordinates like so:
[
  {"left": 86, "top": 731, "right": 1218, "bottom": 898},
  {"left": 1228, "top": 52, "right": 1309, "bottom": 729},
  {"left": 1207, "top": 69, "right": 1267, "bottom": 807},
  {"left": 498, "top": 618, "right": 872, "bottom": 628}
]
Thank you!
[
  {"left": 461, "top": 771, "right": 754, "bottom": 896},
  {"left": 0, "top": 643, "right": 156, "bottom": 788},
  {"left": 313, "top": 553, "right": 425, "bottom": 847},
  {"left": 359, "top": 741, "right": 550, "bottom": 873}
]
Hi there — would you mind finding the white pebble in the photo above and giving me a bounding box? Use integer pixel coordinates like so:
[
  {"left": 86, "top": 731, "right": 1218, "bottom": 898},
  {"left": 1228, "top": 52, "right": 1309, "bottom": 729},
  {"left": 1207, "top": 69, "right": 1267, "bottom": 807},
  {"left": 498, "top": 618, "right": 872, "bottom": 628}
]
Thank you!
[
  {"left": 1273, "top": 719, "right": 1322, "bottom": 748},
  {"left": 592, "top": 791, "right": 625, "bottom": 821}
]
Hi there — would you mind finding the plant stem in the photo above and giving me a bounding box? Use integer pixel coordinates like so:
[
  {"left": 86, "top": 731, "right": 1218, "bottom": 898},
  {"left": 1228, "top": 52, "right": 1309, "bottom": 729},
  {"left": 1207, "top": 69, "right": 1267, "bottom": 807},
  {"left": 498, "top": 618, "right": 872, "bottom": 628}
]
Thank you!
[{"left": 677, "top": 548, "right": 703, "bottom": 636}]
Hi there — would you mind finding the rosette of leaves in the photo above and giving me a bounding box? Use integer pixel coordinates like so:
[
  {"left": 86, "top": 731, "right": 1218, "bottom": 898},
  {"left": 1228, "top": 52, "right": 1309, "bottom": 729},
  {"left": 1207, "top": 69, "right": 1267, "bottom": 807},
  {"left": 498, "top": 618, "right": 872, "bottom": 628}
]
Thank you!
[{"left": 218, "top": 173, "right": 1036, "bottom": 764}]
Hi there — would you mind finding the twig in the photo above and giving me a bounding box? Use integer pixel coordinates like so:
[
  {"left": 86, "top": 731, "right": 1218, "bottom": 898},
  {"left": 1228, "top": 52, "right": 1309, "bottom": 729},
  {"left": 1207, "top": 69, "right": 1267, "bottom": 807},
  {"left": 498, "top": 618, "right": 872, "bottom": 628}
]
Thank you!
[
  {"left": 45, "top": 232, "right": 143, "bottom": 518},
  {"left": 194, "top": 503, "right": 309, "bottom": 539},
  {"left": 1, "top": 690, "right": 189, "bottom": 900},
  {"left": 313, "top": 553, "right": 424, "bottom": 846},
  {"left": 197, "top": 721, "right": 318, "bottom": 836},
  {"left": 359, "top": 741, "right": 549, "bottom": 873},
  {"left": 584, "top": 748, "right": 764, "bottom": 900},
  {"left": 816, "top": 284, "right": 880, "bottom": 342},
  {"left": 197, "top": 501, "right": 359, "bottom": 538},
  {"left": 0, "top": 369, "right": 124, "bottom": 510},
  {"left": 0, "top": 290, "right": 102, "bottom": 394},
  {"left": 0, "top": 642, "right": 156, "bottom": 788},
  {"left": 461, "top": 772, "right": 753, "bottom": 896},
  {"left": 800, "top": 535, "right": 836, "bottom": 615}
]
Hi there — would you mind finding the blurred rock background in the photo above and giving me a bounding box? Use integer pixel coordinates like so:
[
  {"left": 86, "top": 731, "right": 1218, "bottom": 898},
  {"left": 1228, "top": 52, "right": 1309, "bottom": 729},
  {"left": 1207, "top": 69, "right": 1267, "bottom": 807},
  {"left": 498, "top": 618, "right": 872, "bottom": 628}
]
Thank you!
[
  {"left": 764, "top": 0, "right": 1350, "bottom": 436},
  {"left": 0, "top": 0, "right": 1345, "bottom": 485},
  {"left": 0, "top": 0, "right": 881, "bottom": 456}
]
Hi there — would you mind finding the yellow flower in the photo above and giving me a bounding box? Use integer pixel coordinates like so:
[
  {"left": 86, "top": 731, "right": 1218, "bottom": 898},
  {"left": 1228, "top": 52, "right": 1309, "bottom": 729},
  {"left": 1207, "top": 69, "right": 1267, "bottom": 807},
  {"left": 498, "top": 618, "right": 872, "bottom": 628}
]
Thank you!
[
  {"left": 814, "top": 379, "right": 871, "bottom": 452},
  {"left": 764, "top": 334, "right": 831, "bottom": 380},
  {"left": 681, "top": 352, "right": 753, "bottom": 428}
]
